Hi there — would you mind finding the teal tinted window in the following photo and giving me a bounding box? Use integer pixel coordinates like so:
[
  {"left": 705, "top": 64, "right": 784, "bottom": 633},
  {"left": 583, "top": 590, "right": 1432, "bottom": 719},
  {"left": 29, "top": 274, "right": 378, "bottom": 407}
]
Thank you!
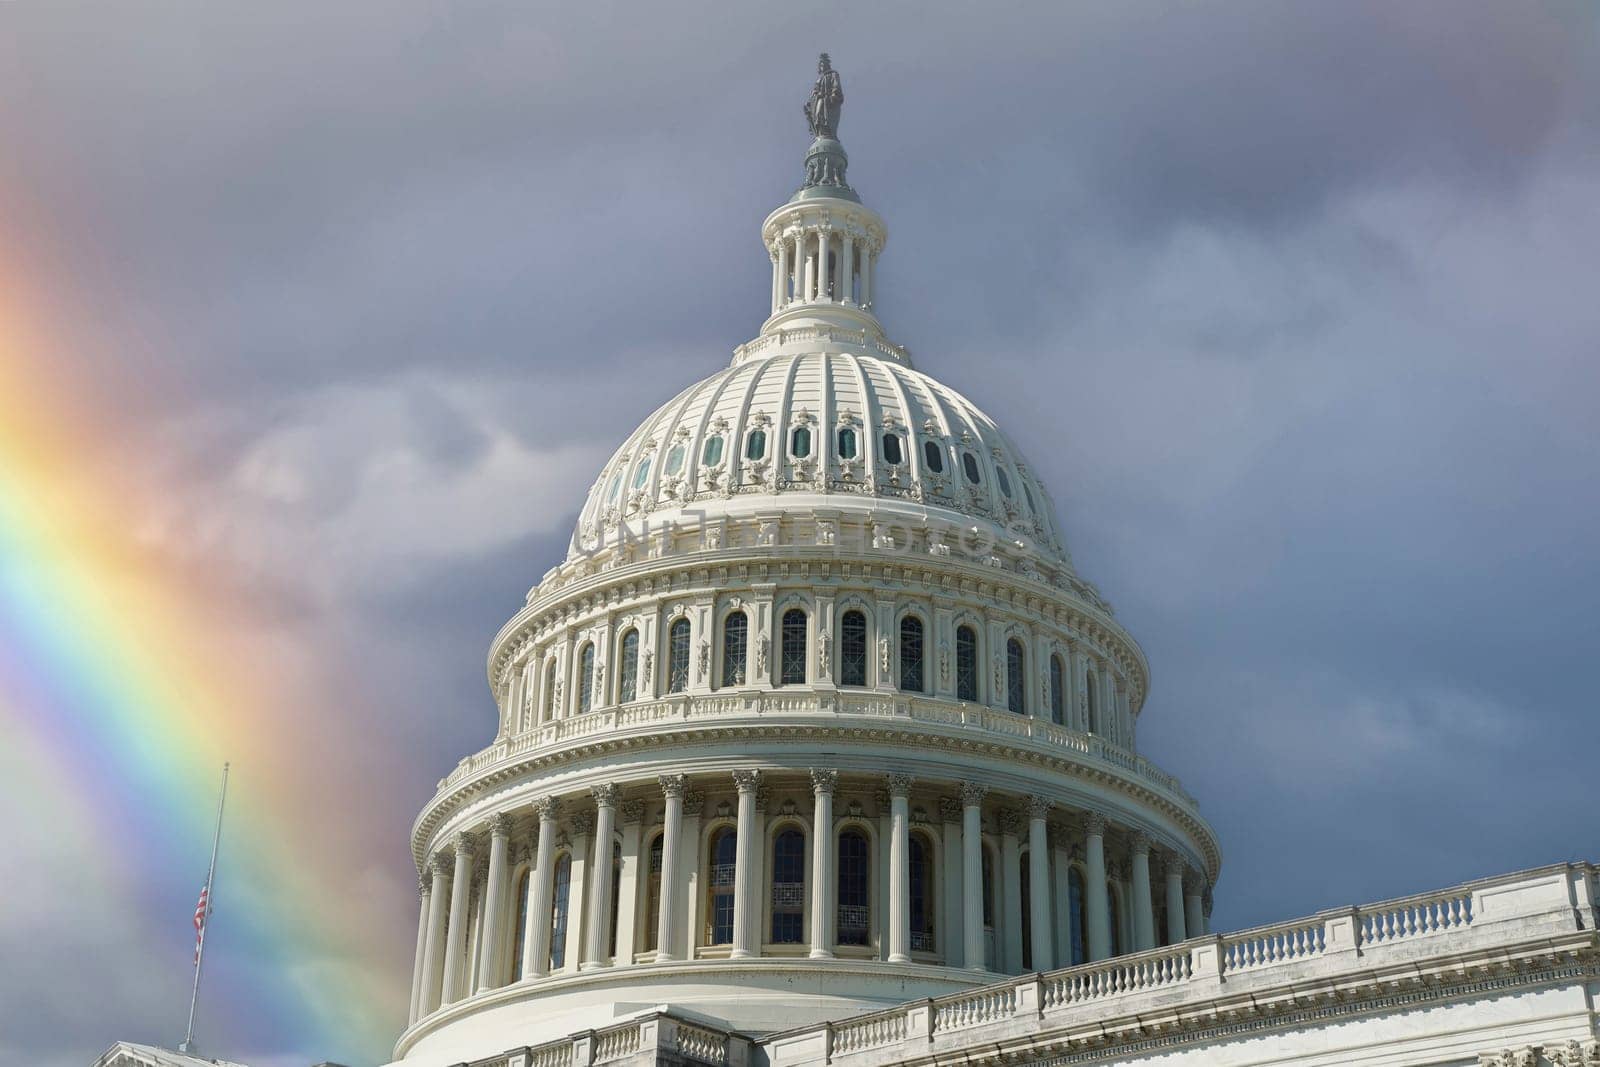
[
  {"left": 791, "top": 426, "right": 812, "bottom": 458},
  {"left": 996, "top": 467, "right": 1012, "bottom": 497},
  {"left": 746, "top": 429, "right": 767, "bottom": 461},
  {"left": 664, "top": 443, "right": 685, "bottom": 476},
  {"left": 882, "top": 433, "right": 903, "bottom": 465},
  {"left": 923, "top": 441, "right": 944, "bottom": 473},
  {"left": 702, "top": 435, "right": 724, "bottom": 466},
  {"left": 632, "top": 457, "right": 652, "bottom": 490},
  {"left": 606, "top": 471, "right": 623, "bottom": 504},
  {"left": 837, "top": 427, "right": 858, "bottom": 459}
]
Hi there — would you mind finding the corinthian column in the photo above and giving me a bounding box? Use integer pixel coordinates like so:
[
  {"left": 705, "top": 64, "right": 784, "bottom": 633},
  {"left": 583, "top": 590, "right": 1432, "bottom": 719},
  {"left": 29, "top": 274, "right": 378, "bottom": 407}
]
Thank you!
[
  {"left": 408, "top": 876, "right": 432, "bottom": 1024},
  {"left": 419, "top": 854, "right": 452, "bottom": 1015},
  {"left": 1026, "top": 796, "right": 1053, "bottom": 971},
  {"left": 1164, "top": 856, "right": 1188, "bottom": 944},
  {"left": 730, "top": 770, "right": 761, "bottom": 958},
  {"left": 477, "top": 814, "right": 513, "bottom": 989},
  {"left": 809, "top": 769, "right": 837, "bottom": 958},
  {"left": 583, "top": 785, "right": 619, "bottom": 968},
  {"left": 656, "top": 776, "right": 686, "bottom": 961},
  {"left": 960, "top": 781, "right": 987, "bottom": 970},
  {"left": 1184, "top": 869, "right": 1205, "bottom": 941},
  {"left": 887, "top": 773, "right": 912, "bottom": 963},
  {"left": 1083, "top": 812, "right": 1111, "bottom": 962},
  {"left": 524, "top": 797, "right": 560, "bottom": 978},
  {"left": 441, "top": 833, "right": 475, "bottom": 1003},
  {"left": 1130, "top": 831, "right": 1155, "bottom": 953}
]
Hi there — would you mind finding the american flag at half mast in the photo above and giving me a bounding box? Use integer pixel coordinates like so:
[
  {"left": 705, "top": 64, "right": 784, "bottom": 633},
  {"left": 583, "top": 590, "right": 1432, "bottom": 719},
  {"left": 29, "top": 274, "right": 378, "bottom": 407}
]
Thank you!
[{"left": 192, "top": 885, "right": 210, "bottom": 963}]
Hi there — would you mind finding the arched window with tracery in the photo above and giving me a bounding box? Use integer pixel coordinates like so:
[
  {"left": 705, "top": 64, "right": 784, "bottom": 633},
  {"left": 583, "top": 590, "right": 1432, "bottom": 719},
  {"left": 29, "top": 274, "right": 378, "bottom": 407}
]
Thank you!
[
  {"left": 1068, "top": 867, "right": 1087, "bottom": 965},
  {"left": 780, "top": 609, "right": 807, "bottom": 686},
  {"left": 1050, "top": 655, "right": 1065, "bottom": 725},
  {"left": 577, "top": 642, "right": 596, "bottom": 714},
  {"left": 618, "top": 628, "right": 639, "bottom": 703},
  {"left": 721, "top": 612, "right": 748, "bottom": 688},
  {"left": 899, "top": 615, "right": 925, "bottom": 693},
  {"left": 707, "top": 828, "right": 737, "bottom": 945},
  {"left": 1006, "top": 637, "right": 1025, "bottom": 714},
  {"left": 909, "top": 833, "right": 935, "bottom": 953},
  {"left": 839, "top": 610, "right": 868, "bottom": 687},
  {"left": 668, "top": 619, "right": 691, "bottom": 694},
  {"left": 510, "top": 869, "right": 531, "bottom": 978},
  {"left": 956, "top": 625, "right": 978, "bottom": 701},
  {"left": 548, "top": 853, "right": 573, "bottom": 970},
  {"left": 837, "top": 829, "right": 871, "bottom": 947},
  {"left": 770, "top": 827, "right": 806, "bottom": 944},
  {"left": 643, "top": 834, "right": 663, "bottom": 953}
]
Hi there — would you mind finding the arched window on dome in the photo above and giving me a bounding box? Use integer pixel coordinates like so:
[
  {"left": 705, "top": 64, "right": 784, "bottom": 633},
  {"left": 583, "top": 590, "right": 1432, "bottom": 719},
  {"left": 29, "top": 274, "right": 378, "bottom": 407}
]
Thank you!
[
  {"left": 1085, "top": 671, "right": 1100, "bottom": 734},
  {"left": 791, "top": 425, "right": 812, "bottom": 459},
  {"left": 721, "top": 611, "right": 748, "bottom": 688},
  {"left": 836, "top": 426, "right": 858, "bottom": 460},
  {"left": 643, "top": 833, "right": 664, "bottom": 954},
  {"left": 981, "top": 843, "right": 998, "bottom": 969},
  {"left": 881, "top": 432, "right": 904, "bottom": 466},
  {"left": 510, "top": 868, "right": 531, "bottom": 978},
  {"left": 631, "top": 456, "right": 652, "bottom": 491},
  {"left": 956, "top": 625, "right": 979, "bottom": 702},
  {"left": 962, "top": 452, "right": 982, "bottom": 485},
  {"left": 548, "top": 853, "right": 573, "bottom": 970},
  {"left": 1050, "top": 654, "right": 1065, "bottom": 725},
  {"left": 707, "top": 828, "right": 737, "bottom": 945},
  {"left": 839, "top": 610, "right": 868, "bottom": 688},
  {"left": 780, "top": 608, "right": 807, "bottom": 686},
  {"left": 542, "top": 657, "right": 557, "bottom": 722},
  {"left": 909, "top": 832, "right": 935, "bottom": 953},
  {"left": 618, "top": 628, "right": 639, "bottom": 704},
  {"left": 996, "top": 466, "right": 1012, "bottom": 498},
  {"left": 1006, "top": 638, "right": 1025, "bottom": 715},
  {"left": 770, "top": 827, "right": 806, "bottom": 944},
  {"left": 577, "top": 642, "right": 596, "bottom": 714},
  {"left": 1020, "top": 849, "right": 1034, "bottom": 970},
  {"left": 923, "top": 439, "right": 945, "bottom": 474},
  {"left": 1068, "top": 867, "right": 1087, "bottom": 965},
  {"left": 837, "top": 829, "right": 871, "bottom": 947},
  {"left": 668, "top": 619, "right": 691, "bottom": 694},
  {"left": 745, "top": 429, "right": 767, "bottom": 462},
  {"left": 664, "top": 443, "right": 686, "bottom": 478},
  {"left": 702, "top": 434, "right": 725, "bottom": 467},
  {"left": 899, "top": 615, "right": 925, "bottom": 694}
]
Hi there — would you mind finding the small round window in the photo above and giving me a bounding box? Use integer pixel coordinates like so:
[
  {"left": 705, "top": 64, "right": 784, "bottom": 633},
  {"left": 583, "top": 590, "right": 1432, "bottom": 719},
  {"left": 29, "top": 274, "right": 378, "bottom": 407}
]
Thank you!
[
  {"left": 923, "top": 440, "right": 944, "bottom": 473},
  {"left": 962, "top": 452, "right": 982, "bottom": 485},
  {"left": 996, "top": 467, "right": 1012, "bottom": 497},
  {"left": 664, "top": 443, "right": 686, "bottom": 477},
  {"left": 837, "top": 426, "right": 858, "bottom": 459},
  {"left": 791, "top": 426, "right": 812, "bottom": 459},
  {"left": 746, "top": 429, "right": 767, "bottom": 461},
  {"left": 702, "top": 435, "right": 725, "bottom": 466},
  {"left": 882, "top": 433, "right": 904, "bottom": 466},
  {"left": 632, "top": 457, "right": 653, "bottom": 490}
]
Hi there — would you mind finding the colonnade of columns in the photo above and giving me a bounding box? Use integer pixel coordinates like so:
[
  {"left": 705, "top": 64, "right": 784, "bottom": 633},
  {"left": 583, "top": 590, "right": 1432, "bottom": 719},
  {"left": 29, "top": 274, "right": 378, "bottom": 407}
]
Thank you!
[
  {"left": 407, "top": 771, "right": 1212, "bottom": 1027},
  {"left": 769, "top": 226, "right": 877, "bottom": 315}
]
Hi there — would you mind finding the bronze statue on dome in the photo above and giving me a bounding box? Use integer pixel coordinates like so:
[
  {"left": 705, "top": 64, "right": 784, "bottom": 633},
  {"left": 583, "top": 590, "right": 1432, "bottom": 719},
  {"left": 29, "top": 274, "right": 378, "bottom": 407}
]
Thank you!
[{"left": 804, "top": 53, "right": 843, "bottom": 139}]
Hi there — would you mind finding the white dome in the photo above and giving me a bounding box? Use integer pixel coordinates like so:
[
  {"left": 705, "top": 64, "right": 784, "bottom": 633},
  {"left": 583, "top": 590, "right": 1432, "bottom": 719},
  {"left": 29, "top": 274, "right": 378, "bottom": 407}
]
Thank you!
[{"left": 572, "top": 344, "right": 1073, "bottom": 570}]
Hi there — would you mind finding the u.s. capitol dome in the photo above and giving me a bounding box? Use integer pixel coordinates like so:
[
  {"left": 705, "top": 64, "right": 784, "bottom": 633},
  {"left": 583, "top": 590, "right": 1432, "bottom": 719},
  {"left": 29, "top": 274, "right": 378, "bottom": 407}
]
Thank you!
[{"left": 395, "top": 55, "right": 1220, "bottom": 1067}]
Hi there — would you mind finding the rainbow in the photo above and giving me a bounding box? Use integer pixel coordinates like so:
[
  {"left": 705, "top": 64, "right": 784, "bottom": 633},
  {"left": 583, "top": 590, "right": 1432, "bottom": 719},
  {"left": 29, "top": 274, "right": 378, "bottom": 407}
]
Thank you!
[{"left": 0, "top": 283, "right": 404, "bottom": 1063}]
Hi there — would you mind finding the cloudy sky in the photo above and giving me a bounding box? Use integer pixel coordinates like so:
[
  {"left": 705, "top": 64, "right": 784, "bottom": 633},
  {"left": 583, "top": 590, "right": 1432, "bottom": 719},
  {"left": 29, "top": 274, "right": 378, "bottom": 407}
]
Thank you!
[{"left": 2, "top": 4, "right": 1598, "bottom": 1066}]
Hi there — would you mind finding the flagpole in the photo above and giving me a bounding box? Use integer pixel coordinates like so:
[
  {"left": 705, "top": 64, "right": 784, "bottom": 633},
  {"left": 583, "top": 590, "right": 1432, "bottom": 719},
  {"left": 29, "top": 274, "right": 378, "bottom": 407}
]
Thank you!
[{"left": 179, "top": 762, "right": 229, "bottom": 1055}]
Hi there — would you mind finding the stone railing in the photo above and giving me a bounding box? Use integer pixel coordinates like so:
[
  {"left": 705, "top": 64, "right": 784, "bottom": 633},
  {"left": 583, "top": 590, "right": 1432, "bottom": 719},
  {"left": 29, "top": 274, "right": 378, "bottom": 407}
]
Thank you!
[
  {"left": 442, "top": 691, "right": 1196, "bottom": 808},
  {"left": 496, "top": 1013, "right": 750, "bottom": 1067},
  {"left": 763, "top": 863, "right": 1599, "bottom": 1067}
]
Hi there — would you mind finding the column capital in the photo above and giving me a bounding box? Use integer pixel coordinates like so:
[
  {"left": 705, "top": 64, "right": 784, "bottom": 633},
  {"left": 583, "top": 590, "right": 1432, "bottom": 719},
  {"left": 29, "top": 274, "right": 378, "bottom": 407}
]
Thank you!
[
  {"left": 658, "top": 773, "right": 687, "bottom": 799},
  {"left": 590, "top": 783, "right": 620, "bottom": 809},
  {"left": 418, "top": 874, "right": 432, "bottom": 897},
  {"left": 532, "top": 795, "right": 562, "bottom": 821},
  {"left": 429, "top": 853, "right": 453, "bottom": 879},
  {"left": 1131, "top": 830, "right": 1151, "bottom": 857},
  {"left": 1025, "top": 795, "right": 1054, "bottom": 820},
  {"left": 810, "top": 768, "right": 838, "bottom": 795},
  {"left": 1083, "top": 810, "right": 1107, "bottom": 837},
  {"left": 452, "top": 832, "right": 475, "bottom": 859},
  {"left": 938, "top": 796, "right": 963, "bottom": 823},
  {"left": 959, "top": 780, "right": 988, "bottom": 808},
  {"left": 886, "top": 772, "right": 913, "bottom": 798},
  {"left": 732, "top": 769, "right": 762, "bottom": 794},
  {"left": 571, "top": 811, "right": 596, "bottom": 836},
  {"left": 997, "top": 808, "right": 1022, "bottom": 837},
  {"left": 1185, "top": 865, "right": 1205, "bottom": 891},
  {"left": 489, "top": 813, "right": 513, "bottom": 839},
  {"left": 621, "top": 799, "right": 646, "bottom": 824}
]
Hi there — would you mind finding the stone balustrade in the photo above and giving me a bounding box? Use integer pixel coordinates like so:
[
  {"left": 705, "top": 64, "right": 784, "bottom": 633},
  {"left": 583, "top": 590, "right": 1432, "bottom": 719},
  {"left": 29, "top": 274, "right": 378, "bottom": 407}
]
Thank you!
[{"left": 763, "top": 862, "right": 1599, "bottom": 1067}]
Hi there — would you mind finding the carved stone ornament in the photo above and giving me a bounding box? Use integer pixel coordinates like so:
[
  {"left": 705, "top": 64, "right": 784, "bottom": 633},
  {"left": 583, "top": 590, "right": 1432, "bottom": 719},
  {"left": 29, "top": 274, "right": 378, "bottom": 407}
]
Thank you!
[
  {"left": 418, "top": 874, "right": 432, "bottom": 898},
  {"left": 658, "top": 773, "right": 687, "bottom": 799},
  {"left": 570, "top": 812, "right": 596, "bottom": 836},
  {"left": 1083, "top": 810, "right": 1107, "bottom": 837},
  {"left": 452, "top": 832, "right": 474, "bottom": 857},
  {"left": 887, "top": 772, "right": 913, "bottom": 798},
  {"left": 959, "top": 781, "right": 988, "bottom": 807},
  {"left": 590, "top": 783, "right": 620, "bottom": 808},
  {"left": 429, "top": 853, "right": 453, "bottom": 879},
  {"left": 1131, "top": 830, "right": 1152, "bottom": 857},
  {"left": 697, "top": 639, "right": 710, "bottom": 680},
  {"left": 756, "top": 634, "right": 770, "bottom": 676},
  {"left": 489, "top": 813, "right": 513, "bottom": 839},
  {"left": 641, "top": 648, "right": 654, "bottom": 686},
  {"left": 938, "top": 640, "right": 951, "bottom": 686},
  {"left": 878, "top": 636, "right": 891, "bottom": 674},
  {"left": 810, "top": 768, "right": 838, "bottom": 795},
  {"left": 532, "top": 795, "right": 562, "bottom": 821},
  {"left": 819, "top": 630, "right": 832, "bottom": 676},
  {"left": 996, "top": 808, "right": 1022, "bottom": 836},
  {"left": 1478, "top": 1051, "right": 1540, "bottom": 1067},
  {"left": 938, "top": 796, "right": 963, "bottom": 823},
  {"left": 732, "top": 769, "right": 762, "bottom": 794},
  {"left": 1025, "top": 795, "right": 1053, "bottom": 819},
  {"left": 682, "top": 790, "right": 706, "bottom": 817}
]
